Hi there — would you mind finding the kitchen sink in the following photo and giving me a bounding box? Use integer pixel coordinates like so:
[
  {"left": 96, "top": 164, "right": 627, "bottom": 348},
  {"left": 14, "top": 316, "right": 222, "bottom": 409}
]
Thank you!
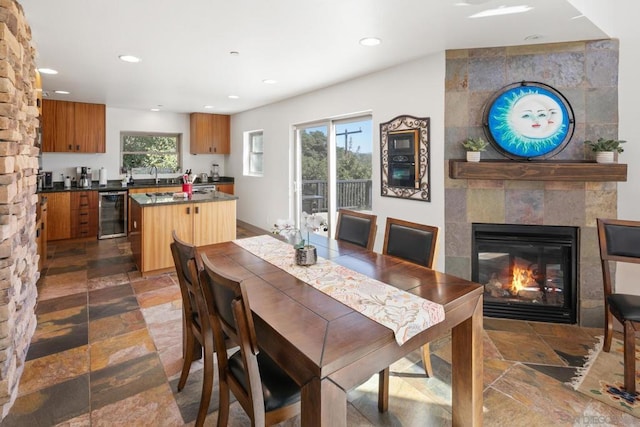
[{"left": 145, "top": 192, "right": 174, "bottom": 197}]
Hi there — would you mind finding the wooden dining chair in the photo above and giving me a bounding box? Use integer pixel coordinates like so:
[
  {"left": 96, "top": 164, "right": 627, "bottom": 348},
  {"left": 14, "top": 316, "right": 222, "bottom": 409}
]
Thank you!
[
  {"left": 383, "top": 217, "right": 439, "bottom": 378},
  {"left": 170, "top": 230, "right": 204, "bottom": 391},
  {"left": 597, "top": 218, "right": 640, "bottom": 394},
  {"left": 199, "top": 253, "right": 301, "bottom": 426},
  {"left": 335, "top": 208, "right": 377, "bottom": 250}
]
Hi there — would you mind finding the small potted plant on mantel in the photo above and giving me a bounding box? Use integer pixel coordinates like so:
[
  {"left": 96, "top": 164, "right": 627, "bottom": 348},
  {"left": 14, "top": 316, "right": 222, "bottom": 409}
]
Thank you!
[
  {"left": 461, "top": 137, "right": 489, "bottom": 162},
  {"left": 584, "top": 137, "right": 626, "bottom": 163}
]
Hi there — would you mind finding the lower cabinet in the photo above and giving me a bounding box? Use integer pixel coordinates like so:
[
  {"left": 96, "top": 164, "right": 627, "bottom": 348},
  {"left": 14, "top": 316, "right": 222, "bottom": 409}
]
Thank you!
[
  {"left": 45, "top": 191, "right": 98, "bottom": 240},
  {"left": 46, "top": 192, "right": 71, "bottom": 241},
  {"left": 71, "top": 191, "right": 98, "bottom": 238},
  {"left": 131, "top": 199, "right": 236, "bottom": 274}
]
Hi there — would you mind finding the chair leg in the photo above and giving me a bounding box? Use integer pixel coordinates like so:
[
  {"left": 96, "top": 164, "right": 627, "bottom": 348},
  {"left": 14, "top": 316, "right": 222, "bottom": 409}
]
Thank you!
[
  {"left": 178, "top": 327, "right": 195, "bottom": 391},
  {"left": 195, "top": 349, "right": 214, "bottom": 427},
  {"left": 217, "top": 378, "right": 230, "bottom": 427},
  {"left": 604, "top": 304, "right": 614, "bottom": 352},
  {"left": 421, "top": 343, "right": 433, "bottom": 377},
  {"left": 377, "top": 368, "right": 389, "bottom": 412},
  {"left": 623, "top": 320, "right": 637, "bottom": 394}
]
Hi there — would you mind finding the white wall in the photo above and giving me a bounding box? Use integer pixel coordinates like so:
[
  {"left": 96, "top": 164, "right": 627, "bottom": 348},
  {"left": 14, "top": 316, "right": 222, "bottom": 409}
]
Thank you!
[
  {"left": 41, "top": 107, "right": 226, "bottom": 183},
  {"left": 229, "top": 53, "right": 446, "bottom": 268}
]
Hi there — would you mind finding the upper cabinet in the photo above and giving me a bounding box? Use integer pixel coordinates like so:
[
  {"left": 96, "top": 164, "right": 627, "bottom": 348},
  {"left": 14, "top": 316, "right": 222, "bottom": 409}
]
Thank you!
[
  {"left": 41, "top": 99, "right": 106, "bottom": 153},
  {"left": 189, "top": 113, "right": 230, "bottom": 154}
]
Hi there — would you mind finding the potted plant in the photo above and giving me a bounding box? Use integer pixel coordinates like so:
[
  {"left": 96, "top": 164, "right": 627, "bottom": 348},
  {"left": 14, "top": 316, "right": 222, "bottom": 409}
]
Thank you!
[
  {"left": 461, "top": 137, "right": 489, "bottom": 162},
  {"left": 584, "top": 137, "right": 626, "bottom": 163},
  {"left": 272, "top": 212, "right": 328, "bottom": 265}
]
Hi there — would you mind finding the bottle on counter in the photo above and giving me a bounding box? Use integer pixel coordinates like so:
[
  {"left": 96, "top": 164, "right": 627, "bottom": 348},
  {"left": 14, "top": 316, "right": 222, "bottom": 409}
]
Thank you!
[{"left": 64, "top": 176, "right": 71, "bottom": 189}]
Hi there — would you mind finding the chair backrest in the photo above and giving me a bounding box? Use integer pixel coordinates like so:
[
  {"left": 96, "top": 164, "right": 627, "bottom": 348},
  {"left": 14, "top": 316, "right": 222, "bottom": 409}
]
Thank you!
[
  {"left": 597, "top": 218, "right": 640, "bottom": 296},
  {"left": 597, "top": 218, "right": 640, "bottom": 263},
  {"left": 198, "top": 254, "right": 262, "bottom": 413},
  {"left": 335, "top": 209, "right": 377, "bottom": 250},
  {"left": 383, "top": 218, "right": 439, "bottom": 268},
  {"left": 170, "top": 230, "right": 203, "bottom": 328}
]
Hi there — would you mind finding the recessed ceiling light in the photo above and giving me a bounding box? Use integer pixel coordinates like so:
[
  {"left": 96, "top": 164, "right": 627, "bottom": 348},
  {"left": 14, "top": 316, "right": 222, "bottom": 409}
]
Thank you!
[
  {"left": 228, "top": 95, "right": 240, "bottom": 99},
  {"left": 469, "top": 5, "right": 533, "bottom": 18},
  {"left": 262, "top": 79, "right": 277, "bottom": 85},
  {"left": 37, "top": 68, "right": 58, "bottom": 75},
  {"left": 53, "top": 90, "right": 70, "bottom": 95},
  {"left": 359, "top": 37, "right": 381, "bottom": 47},
  {"left": 118, "top": 54, "right": 141, "bottom": 63},
  {"left": 150, "top": 108, "right": 160, "bottom": 112},
  {"left": 229, "top": 51, "right": 240, "bottom": 56},
  {"left": 455, "top": 0, "right": 490, "bottom": 5},
  {"left": 204, "top": 105, "right": 214, "bottom": 109}
]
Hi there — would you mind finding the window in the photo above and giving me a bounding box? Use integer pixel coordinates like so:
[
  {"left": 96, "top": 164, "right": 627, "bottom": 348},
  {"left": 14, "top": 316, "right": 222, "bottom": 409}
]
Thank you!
[
  {"left": 121, "top": 132, "right": 181, "bottom": 173},
  {"left": 244, "top": 130, "right": 264, "bottom": 176},
  {"left": 294, "top": 115, "right": 372, "bottom": 235}
]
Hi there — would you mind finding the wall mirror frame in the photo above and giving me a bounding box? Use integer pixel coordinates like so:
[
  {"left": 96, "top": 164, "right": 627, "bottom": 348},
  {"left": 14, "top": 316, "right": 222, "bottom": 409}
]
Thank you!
[{"left": 380, "top": 115, "right": 430, "bottom": 202}]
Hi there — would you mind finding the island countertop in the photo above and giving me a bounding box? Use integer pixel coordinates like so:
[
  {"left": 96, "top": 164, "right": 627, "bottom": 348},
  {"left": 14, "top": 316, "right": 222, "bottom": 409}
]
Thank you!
[{"left": 130, "top": 190, "right": 238, "bottom": 207}]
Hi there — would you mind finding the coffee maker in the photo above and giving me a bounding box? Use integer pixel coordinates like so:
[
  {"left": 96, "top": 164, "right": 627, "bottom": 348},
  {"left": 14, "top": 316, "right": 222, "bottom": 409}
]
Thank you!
[{"left": 77, "top": 166, "right": 91, "bottom": 188}]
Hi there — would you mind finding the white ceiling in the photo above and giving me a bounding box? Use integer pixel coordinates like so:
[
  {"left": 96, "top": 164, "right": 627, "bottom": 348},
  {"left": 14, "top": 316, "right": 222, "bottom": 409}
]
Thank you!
[{"left": 18, "top": 0, "right": 608, "bottom": 115}]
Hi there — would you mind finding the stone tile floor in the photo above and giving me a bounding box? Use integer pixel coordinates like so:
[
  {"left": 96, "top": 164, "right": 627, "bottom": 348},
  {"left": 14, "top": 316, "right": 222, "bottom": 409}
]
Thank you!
[{"left": 2, "top": 225, "right": 636, "bottom": 426}]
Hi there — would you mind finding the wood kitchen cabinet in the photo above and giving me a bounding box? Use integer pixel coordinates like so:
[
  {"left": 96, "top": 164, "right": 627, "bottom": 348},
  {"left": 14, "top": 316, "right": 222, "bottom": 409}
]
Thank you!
[
  {"left": 189, "top": 113, "right": 230, "bottom": 154},
  {"left": 41, "top": 99, "right": 106, "bottom": 153},
  {"left": 130, "top": 198, "right": 236, "bottom": 274},
  {"left": 46, "top": 192, "right": 71, "bottom": 241},
  {"left": 36, "top": 196, "right": 48, "bottom": 270},
  {"left": 71, "top": 191, "right": 98, "bottom": 238},
  {"left": 215, "top": 183, "right": 234, "bottom": 195}
]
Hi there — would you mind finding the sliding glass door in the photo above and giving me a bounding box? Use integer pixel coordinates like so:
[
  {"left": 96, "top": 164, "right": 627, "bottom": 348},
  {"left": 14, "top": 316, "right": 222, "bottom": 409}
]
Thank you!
[{"left": 294, "top": 115, "right": 372, "bottom": 236}]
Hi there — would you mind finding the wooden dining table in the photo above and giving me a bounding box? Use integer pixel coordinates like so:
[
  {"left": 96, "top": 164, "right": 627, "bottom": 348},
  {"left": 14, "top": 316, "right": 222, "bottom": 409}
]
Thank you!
[{"left": 197, "top": 234, "right": 484, "bottom": 426}]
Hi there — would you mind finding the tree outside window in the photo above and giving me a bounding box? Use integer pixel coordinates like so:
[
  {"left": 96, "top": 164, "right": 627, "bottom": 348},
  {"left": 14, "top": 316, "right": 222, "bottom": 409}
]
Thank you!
[{"left": 121, "top": 132, "right": 181, "bottom": 173}]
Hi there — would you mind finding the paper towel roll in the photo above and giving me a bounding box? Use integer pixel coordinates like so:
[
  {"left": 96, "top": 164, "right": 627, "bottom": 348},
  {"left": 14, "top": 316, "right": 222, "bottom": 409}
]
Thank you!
[{"left": 99, "top": 167, "right": 107, "bottom": 186}]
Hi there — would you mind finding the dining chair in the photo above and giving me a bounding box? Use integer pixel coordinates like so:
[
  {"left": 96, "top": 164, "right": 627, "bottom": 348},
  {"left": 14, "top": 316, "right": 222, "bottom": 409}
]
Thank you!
[
  {"left": 199, "top": 253, "right": 301, "bottom": 426},
  {"left": 596, "top": 218, "right": 640, "bottom": 394},
  {"left": 170, "top": 230, "right": 204, "bottom": 391},
  {"left": 383, "top": 217, "right": 439, "bottom": 378},
  {"left": 171, "top": 231, "right": 218, "bottom": 427},
  {"left": 335, "top": 208, "right": 377, "bottom": 250}
]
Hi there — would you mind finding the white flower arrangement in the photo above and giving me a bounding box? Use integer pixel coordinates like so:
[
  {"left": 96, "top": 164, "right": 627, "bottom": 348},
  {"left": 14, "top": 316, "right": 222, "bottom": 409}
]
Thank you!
[{"left": 272, "top": 212, "right": 328, "bottom": 249}]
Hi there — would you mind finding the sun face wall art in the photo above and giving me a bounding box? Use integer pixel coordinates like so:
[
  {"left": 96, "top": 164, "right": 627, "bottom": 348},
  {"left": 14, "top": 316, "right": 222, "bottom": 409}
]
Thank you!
[{"left": 482, "top": 81, "right": 575, "bottom": 160}]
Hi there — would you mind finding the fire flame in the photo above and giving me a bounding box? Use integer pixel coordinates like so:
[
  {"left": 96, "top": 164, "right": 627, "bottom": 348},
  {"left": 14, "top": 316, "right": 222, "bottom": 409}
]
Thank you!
[{"left": 511, "top": 266, "right": 535, "bottom": 293}]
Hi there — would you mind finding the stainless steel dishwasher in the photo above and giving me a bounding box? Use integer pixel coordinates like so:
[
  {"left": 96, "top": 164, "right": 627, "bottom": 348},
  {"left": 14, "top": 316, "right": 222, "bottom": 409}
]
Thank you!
[{"left": 98, "top": 191, "right": 128, "bottom": 239}]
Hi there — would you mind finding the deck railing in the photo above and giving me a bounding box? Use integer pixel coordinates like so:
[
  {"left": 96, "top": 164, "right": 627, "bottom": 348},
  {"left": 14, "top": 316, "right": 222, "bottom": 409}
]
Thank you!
[{"left": 301, "top": 179, "right": 372, "bottom": 213}]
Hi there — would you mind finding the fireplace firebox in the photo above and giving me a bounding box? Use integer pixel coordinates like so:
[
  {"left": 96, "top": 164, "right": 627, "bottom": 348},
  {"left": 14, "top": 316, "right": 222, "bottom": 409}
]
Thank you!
[{"left": 472, "top": 223, "right": 579, "bottom": 323}]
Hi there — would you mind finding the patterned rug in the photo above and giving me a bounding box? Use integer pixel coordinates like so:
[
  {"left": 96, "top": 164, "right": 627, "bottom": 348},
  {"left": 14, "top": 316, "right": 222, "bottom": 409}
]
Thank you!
[{"left": 569, "top": 337, "right": 640, "bottom": 418}]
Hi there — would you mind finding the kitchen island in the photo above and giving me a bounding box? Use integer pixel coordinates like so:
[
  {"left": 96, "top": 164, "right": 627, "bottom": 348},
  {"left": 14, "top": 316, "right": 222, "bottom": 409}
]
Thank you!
[{"left": 129, "top": 190, "right": 237, "bottom": 275}]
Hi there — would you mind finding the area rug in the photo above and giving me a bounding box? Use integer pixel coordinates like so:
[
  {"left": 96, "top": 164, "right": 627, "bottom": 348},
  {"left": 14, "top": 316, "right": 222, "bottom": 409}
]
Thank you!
[{"left": 569, "top": 336, "right": 640, "bottom": 418}]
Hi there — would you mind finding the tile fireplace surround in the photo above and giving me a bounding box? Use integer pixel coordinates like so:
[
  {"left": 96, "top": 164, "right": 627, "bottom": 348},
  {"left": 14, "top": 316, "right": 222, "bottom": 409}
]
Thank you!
[{"left": 443, "top": 40, "right": 621, "bottom": 327}]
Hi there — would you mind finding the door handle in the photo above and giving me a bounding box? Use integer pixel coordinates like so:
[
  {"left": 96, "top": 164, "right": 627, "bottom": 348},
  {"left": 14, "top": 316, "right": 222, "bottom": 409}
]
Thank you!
[
  {"left": 186, "top": 207, "right": 190, "bottom": 214},
  {"left": 195, "top": 206, "right": 199, "bottom": 214}
]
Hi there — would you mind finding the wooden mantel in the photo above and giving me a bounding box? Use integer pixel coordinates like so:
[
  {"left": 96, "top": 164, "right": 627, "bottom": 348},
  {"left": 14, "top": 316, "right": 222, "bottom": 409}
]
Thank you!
[{"left": 449, "top": 159, "right": 628, "bottom": 182}]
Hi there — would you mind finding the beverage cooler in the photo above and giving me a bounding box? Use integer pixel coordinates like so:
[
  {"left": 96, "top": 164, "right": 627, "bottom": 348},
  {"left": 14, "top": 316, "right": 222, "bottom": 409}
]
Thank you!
[{"left": 98, "top": 191, "right": 127, "bottom": 239}]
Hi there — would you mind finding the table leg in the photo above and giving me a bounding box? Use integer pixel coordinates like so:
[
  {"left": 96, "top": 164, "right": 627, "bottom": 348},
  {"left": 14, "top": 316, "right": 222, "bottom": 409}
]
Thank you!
[
  {"left": 451, "top": 296, "right": 483, "bottom": 426},
  {"left": 301, "top": 377, "right": 347, "bottom": 427}
]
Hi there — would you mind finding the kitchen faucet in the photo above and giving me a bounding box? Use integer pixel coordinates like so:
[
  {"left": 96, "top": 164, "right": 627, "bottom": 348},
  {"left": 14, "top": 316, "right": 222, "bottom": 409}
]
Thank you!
[{"left": 150, "top": 165, "right": 159, "bottom": 184}]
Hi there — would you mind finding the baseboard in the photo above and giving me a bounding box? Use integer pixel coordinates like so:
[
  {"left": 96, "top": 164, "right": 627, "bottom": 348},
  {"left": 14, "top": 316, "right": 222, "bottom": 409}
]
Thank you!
[{"left": 236, "top": 219, "right": 270, "bottom": 236}]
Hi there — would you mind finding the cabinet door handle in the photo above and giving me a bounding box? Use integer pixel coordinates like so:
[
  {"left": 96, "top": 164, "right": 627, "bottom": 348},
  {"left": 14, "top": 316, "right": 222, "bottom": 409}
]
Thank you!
[
  {"left": 195, "top": 206, "right": 199, "bottom": 214},
  {"left": 186, "top": 207, "right": 191, "bottom": 214},
  {"left": 76, "top": 144, "right": 80, "bottom": 151},
  {"left": 68, "top": 144, "right": 72, "bottom": 150}
]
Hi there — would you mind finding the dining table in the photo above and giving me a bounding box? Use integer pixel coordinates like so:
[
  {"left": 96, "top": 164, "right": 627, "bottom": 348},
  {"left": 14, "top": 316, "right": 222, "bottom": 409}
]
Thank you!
[{"left": 196, "top": 233, "right": 484, "bottom": 427}]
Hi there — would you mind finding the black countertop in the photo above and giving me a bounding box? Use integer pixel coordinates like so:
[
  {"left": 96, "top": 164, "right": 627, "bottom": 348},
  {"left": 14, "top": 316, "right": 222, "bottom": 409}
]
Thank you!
[
  {"left": 130, "top": 189, "right": 238, "bottom": 206},
  {"left": 38, "top": 177, "right": 234, "bottom": 193}
]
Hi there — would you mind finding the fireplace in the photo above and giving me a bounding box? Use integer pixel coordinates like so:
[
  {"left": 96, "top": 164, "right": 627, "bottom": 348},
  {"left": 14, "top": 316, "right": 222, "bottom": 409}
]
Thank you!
[{"left": 472, "top": 223, "right": 579, "bottom": 323}]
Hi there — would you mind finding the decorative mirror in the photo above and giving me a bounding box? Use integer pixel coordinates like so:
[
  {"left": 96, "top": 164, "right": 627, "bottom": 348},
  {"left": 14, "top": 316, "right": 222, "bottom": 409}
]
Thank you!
[
  {"left": 380, "top": 115, "right": 430, "bottom": 202},
  {"left": 482, "top": 81, "right": 575, "bottom": 160}
]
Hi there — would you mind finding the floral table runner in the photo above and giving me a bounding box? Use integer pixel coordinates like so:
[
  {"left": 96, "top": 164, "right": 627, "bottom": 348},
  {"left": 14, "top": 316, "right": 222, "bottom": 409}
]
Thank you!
[{"left": 233, "top": 235, "right": 445, "bottom": 346}]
